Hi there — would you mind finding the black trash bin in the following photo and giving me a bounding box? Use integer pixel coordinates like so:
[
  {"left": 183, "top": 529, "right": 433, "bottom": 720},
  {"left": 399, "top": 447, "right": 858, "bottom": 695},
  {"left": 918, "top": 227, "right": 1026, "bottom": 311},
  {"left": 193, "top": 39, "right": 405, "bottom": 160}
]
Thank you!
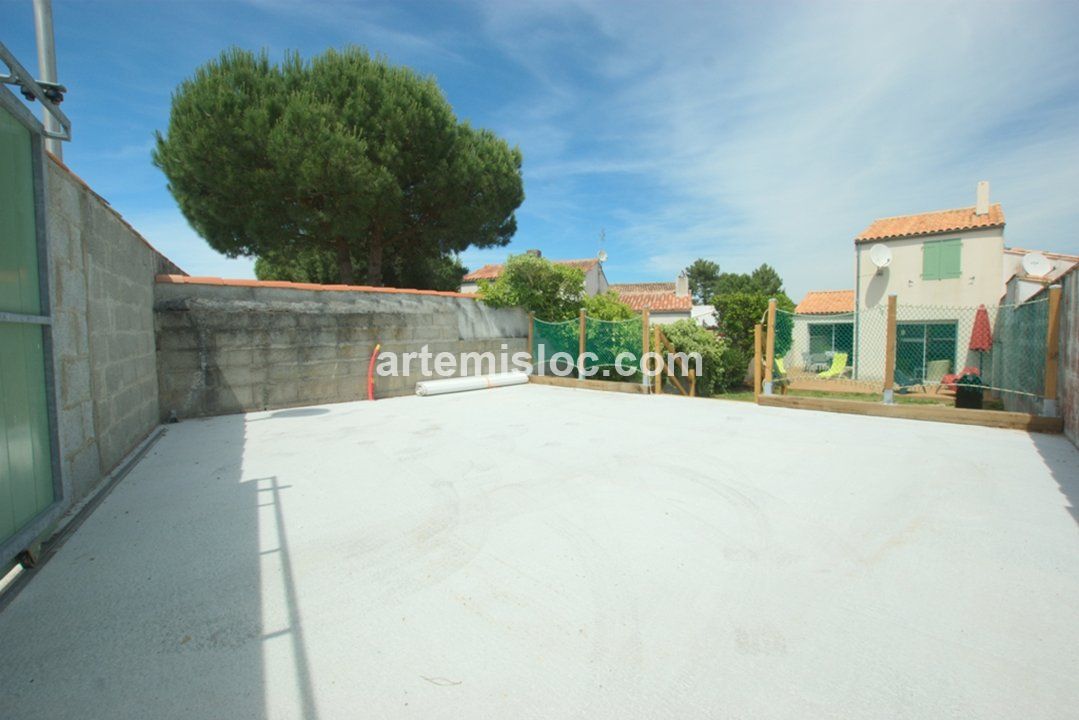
[{"left": 954, "top": 372, "right": 984, "bottom": 409}]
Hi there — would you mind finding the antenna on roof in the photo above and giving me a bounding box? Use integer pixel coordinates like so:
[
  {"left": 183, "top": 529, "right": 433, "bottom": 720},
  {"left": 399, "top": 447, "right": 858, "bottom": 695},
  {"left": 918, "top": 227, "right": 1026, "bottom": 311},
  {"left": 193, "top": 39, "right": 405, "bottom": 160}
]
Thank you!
[{"left": 597, "top": 227, "right": 607, "bottom": 263}]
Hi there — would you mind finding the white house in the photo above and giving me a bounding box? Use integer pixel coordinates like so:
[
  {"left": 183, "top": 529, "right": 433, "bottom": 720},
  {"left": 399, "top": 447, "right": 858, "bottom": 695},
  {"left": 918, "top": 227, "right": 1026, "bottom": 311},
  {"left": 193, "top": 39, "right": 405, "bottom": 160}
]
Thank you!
[
  {"left": 843, "top": 182, "right": 1076, "bottom": 385},
  {"left": 460, "top": 249, "right": 608, "bottom": 295}
]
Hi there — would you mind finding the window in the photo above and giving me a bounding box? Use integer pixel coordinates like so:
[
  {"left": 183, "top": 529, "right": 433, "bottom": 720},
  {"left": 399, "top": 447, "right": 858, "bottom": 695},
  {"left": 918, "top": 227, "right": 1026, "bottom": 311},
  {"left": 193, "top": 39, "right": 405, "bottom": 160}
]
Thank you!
[
  {"left": 896, "top": 322, "right": 957, "bottom": 382},
  {"left": 808, "top": 322, "right": 854, "bottom": 360},
  {"left": 922, "top": 238, "right": 962, "bottom": 280}
]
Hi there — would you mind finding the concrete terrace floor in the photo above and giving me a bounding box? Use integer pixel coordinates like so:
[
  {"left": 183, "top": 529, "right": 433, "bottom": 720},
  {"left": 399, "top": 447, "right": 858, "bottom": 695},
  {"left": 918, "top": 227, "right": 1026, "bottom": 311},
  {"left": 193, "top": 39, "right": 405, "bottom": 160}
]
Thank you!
[{"left": 2, "top": 384, "right": 1078, "bottom": 719}]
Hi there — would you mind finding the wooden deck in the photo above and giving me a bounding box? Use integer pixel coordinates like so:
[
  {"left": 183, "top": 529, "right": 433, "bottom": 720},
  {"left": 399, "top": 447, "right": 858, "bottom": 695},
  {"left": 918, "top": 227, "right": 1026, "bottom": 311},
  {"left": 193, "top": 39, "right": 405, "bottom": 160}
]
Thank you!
[
  {"left": 758, "top": 394, "right": 1062, "bottom": 433},
  {"left": 785, "top": 375, "right": 952, "bottom": 401}
]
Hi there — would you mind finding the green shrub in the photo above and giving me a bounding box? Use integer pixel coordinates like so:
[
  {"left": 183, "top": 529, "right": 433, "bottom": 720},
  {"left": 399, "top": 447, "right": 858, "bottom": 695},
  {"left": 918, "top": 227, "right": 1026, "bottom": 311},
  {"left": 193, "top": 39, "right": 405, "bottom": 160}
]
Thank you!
[
  {"left": 582, "top": 290, "right": 635, "bottom": 320},
  {"left": 478, "top": 254, "right": 585, "bottom": 321},
  {"left": 717, "top": 344, "right": 749, "bottom": 392},
  {"left": 658, "top": 319, "right": 735, "bottom": 397},
  {"left": 713, "top": 291, "right": 795, "bottom": 355}
]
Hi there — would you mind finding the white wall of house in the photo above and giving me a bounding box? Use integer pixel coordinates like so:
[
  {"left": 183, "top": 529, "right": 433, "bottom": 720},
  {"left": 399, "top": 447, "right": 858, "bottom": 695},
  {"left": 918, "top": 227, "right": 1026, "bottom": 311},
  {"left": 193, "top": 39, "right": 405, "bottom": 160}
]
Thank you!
[
  {"left": 1004, "top": 276, "right": 1050, "bottom": 304},
  {"left": 650, "top": 311, "right": 690, "bottom": 325},
  {"left": 855, "top": 228, "right": 1005, "bottom": 312},
  {"left": 585, "top": 264, "right": 609, "bottom": 296},
  {"left": 691, "top": 304, "right": 717, "bottom": 328}
]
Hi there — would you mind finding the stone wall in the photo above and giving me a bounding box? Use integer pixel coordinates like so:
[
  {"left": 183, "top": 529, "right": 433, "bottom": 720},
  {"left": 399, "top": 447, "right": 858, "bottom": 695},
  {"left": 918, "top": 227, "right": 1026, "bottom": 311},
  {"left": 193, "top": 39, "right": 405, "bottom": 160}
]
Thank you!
[
  {"left": 154, "top": 278, "right": 528, "bottom": 419},
  {"left": 47, "top": 156, "right": 172, "bottom": 502}
]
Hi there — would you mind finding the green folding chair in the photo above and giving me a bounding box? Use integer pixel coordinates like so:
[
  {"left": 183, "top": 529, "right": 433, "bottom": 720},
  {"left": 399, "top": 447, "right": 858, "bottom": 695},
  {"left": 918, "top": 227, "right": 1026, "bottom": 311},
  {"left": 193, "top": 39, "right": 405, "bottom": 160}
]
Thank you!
[{"left": 817, "top": 352, "right": 848, "bottom": 379}]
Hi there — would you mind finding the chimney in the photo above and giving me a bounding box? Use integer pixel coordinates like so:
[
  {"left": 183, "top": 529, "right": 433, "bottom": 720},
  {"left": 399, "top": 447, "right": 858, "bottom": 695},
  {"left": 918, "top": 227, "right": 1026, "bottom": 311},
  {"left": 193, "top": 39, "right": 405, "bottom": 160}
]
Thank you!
[
  {"left": 675, "top": 272, "right": 690, "bottom": 298},
  {"left": 975, "top": 181, "right": 990, "bottom": 216},
  {"left": 525, "top": 249, "right": 542, "bottom": 258}
]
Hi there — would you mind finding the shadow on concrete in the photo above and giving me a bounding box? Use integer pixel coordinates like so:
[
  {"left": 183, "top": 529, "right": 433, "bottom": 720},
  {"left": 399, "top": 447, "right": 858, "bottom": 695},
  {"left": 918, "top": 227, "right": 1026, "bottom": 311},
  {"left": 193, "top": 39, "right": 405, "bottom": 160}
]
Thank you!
[
  {"left": 267, "top": 408, "right": 331, "bottom": 419},
  {"left": 1031, "top": 433, "right": 1079, "bottom": 529},
  {"left": 0, "top": 408, "right": 320, "bottom": 720}
]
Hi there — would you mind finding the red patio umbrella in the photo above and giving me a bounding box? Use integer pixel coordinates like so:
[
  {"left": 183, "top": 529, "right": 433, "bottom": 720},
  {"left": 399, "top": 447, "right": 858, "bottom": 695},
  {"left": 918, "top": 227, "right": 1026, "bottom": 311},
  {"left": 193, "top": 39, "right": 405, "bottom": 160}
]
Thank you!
[{"left": 969, "top": 304, "right": 993, "bottom": 373}]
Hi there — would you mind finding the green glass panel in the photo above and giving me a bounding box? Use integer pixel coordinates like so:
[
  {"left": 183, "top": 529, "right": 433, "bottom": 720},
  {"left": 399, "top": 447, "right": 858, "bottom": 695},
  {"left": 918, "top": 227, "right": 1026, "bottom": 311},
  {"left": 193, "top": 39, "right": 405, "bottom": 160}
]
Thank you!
[
  {"left": 834, "top": 323, "right": 854, "bottom": 359},
  {"left": 808, "top": 324, "right": 832, "bottom": 354},
  {"left": 0, "top": 322, "right": 54, "bottom": 544},
  {"left": 0, "top": 108, "right": 41, "bottom": 315}
]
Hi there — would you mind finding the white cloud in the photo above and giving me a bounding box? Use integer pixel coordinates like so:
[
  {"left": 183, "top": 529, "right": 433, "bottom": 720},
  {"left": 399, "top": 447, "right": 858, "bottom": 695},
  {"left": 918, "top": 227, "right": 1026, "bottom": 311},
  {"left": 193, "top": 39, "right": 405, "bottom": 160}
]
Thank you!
[{"left": 469, "top": 0, "right": 1079, "bottom": 298}]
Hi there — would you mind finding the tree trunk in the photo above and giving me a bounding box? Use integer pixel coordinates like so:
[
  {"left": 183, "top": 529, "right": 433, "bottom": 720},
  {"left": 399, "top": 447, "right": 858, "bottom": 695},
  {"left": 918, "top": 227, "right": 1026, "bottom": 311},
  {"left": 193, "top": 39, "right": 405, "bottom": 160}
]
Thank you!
[
  {"left": 335, "top": 238, "right": 354, "bottom": 285},
  {"left": 366, "top": 228, "right": 384, "bottom": 286}
]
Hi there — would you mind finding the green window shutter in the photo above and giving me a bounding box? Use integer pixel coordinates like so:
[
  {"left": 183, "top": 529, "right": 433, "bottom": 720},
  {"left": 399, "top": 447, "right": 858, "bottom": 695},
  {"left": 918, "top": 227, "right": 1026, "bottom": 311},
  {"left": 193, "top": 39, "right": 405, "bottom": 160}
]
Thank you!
[
  {"left": 922, "top": 241, "right": 941, "bottom": 280},
  {"left": 0, "top": 109, "right": 41, "bottom": 315},
  {"left": 939, "top": 239, "right": 962, "bottom": 278}
]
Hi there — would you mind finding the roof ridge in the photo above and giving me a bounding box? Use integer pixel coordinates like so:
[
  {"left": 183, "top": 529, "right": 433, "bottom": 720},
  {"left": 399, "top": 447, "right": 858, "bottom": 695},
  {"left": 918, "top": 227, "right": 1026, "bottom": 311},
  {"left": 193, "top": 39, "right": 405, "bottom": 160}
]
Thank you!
[
  {"left": 1005, "top": 247, "right": 1079, "bottom": 261},
  {"left": 867, "top": 203, "right": 1001, "bottom": 222}
]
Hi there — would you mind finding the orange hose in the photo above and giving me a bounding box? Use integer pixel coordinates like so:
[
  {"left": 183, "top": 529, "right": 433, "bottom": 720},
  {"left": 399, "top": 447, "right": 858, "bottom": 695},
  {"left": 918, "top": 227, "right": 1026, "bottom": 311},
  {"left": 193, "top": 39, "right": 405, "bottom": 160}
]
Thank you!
[{"left": 367, "top": 343, "right": 381, "bottom": 401}]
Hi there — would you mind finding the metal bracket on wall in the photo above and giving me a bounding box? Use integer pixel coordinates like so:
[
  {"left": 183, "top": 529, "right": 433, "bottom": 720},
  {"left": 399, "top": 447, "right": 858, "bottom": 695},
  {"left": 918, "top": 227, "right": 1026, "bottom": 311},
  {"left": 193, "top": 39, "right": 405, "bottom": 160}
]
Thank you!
[{"left": 0, "top": 40, "right": 71, "bottom": 141}]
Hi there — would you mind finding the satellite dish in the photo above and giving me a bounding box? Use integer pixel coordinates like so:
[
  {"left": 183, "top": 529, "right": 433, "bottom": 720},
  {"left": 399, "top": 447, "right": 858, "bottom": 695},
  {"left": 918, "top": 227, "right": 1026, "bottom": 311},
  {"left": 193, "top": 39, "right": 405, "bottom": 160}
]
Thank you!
[
  {"left": 869, "top": 244, "right": 892, "bottom": 269},
  {"left": 597, "top": 249, "right": 608, "bottom": 263},
  {"left": 1021, "top": 252, "right": 1052, "bottom": 278}
]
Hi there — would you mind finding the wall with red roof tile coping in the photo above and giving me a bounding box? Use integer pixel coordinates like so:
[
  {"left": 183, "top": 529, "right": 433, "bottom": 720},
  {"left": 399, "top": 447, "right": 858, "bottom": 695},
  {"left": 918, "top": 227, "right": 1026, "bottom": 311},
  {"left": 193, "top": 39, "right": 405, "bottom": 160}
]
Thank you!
[
  {"left": 155, "top": 274, "right": 477, "bottom": 299},
  {"left": 154, "top": 277, "right": 527, "bottom": 418}
]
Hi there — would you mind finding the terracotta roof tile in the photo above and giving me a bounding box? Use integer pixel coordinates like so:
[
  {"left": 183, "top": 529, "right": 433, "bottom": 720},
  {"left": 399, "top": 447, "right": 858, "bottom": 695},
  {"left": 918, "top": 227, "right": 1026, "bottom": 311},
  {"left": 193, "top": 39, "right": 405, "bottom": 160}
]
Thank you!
[
  {"left": 462, "top": 258, "right": 599, "bottom": 282},
  {"left": 612, "top": 284, "right": 692, "bottom": 312},
  {"left": 156, "top": 275, "right": 477, "bottom": 299},
  {"left": 855, "top": 204, "right": 1004, "bottom": 243},
  {"left": 609, "top": 282, "right": 675, "bottom": 293},
  {"left": 795, "top": 290, "right": 855, "bottom": 315}
]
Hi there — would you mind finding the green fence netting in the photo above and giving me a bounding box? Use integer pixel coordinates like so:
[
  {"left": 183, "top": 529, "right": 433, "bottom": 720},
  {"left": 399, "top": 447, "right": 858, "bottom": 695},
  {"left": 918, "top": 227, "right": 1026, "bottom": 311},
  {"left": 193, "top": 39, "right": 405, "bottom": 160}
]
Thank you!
[
  {"left": 531, "top": 314, "right": 644, "bottom": 377},
  {"left": 988, "top": 298, "right": 1048, "bottom": 399},
  {"left": 584, "top": 316, "right": 642, "bottom": 373},
  {"left": 772, "top": 298, "right": 1049, "bottom": 400},
  {"left": 532, "top": 317, "right": 579, "bottom": 373}
]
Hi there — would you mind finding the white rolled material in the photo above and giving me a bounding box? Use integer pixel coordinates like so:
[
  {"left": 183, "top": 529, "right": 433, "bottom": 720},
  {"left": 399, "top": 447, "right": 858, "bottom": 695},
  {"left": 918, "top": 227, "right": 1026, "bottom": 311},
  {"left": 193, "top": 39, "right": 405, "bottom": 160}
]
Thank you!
[{"left": 415, "top": 372, "right": 529, "bottom": 397}]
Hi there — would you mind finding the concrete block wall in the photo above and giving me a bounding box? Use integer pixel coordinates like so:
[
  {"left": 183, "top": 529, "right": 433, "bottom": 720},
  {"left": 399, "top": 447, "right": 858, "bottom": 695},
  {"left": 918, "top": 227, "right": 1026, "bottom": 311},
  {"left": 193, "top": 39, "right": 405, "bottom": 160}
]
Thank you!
[
  {"left": 46, "top": 156, "right": 171, "bottom": 502},
  {"left": 154, "top": 279, "right": 528, "bottom": 419}
]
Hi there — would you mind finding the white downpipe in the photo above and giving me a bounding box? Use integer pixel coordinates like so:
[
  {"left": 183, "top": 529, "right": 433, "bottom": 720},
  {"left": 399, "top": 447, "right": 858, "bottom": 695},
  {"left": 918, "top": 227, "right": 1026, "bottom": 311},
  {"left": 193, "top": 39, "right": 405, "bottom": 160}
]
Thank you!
[{"left": 415, "top": 372, "right": 529, "bottom": 397}]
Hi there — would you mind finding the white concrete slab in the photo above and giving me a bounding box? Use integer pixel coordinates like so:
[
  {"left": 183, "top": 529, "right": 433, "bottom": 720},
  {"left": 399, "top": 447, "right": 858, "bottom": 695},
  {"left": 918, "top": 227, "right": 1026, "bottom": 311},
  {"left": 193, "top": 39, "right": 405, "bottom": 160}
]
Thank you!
[{"left": 2, "top": 384, "right": 1078, "bottom": 719}]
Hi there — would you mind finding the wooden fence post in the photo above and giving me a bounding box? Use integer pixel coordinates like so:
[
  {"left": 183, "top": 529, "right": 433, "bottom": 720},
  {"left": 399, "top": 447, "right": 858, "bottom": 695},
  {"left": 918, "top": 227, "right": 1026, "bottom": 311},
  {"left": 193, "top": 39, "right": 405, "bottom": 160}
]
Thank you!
[
  {"left": 753, "top": 323, "right": 763, "bottom": 402},
  {"left": 527, "top": 312, "right": 534, "bottom": 371},
  {"left": 578, "top": 308, "right": 586, "bottom": 380},
  {"left": 641, "top": 308, "right": 650, "bottom": 392},
  {"left": 882, "top": 294, "right": 897, "bottom": 404},
  {"left": 763, "top": 298, "right": 777, "bottom": 395},
  {"left": 1044, "top": 284, "right": 1062, "bottom": 416},
  {"left": 653, "top": 325, "right": 663, "bottom": 395}
]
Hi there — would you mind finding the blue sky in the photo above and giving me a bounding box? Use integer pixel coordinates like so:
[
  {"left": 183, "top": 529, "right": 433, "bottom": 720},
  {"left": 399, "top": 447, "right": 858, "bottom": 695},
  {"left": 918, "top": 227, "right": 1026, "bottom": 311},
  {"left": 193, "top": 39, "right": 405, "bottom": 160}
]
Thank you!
[{"left": 5, "top": 0, "right": 1079, "bottom": 298}]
